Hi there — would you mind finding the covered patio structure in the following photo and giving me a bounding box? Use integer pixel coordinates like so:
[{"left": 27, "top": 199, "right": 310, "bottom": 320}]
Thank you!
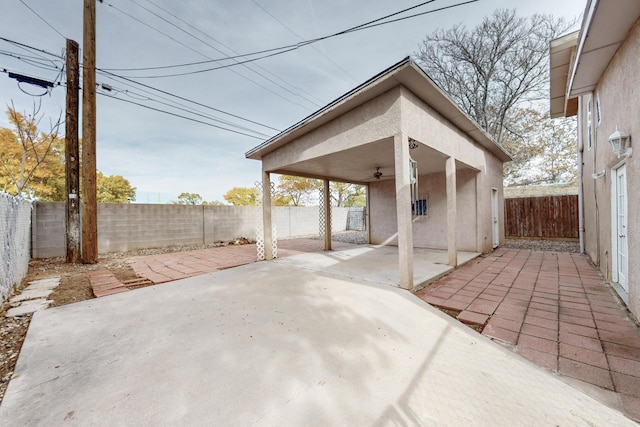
[{"left": 246, "top": 58, "right": 511, "bottom": 290}]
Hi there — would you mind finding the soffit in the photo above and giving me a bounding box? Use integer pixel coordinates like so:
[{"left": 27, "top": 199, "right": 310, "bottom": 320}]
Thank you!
[{"left": 569, "top": 0, "right": 640, "bottom": 97}]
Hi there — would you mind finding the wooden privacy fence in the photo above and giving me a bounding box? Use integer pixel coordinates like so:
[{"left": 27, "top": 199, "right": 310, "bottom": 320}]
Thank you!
[{"left": 505, "top": 195, "right": 579, "bottom": 239}]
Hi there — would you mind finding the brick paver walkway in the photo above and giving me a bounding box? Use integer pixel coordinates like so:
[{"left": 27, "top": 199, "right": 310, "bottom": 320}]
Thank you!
[
  {"left": 88, "top": 239, "right": 354, "bottom": 297},
  {"left": 416, "top": 247, "right": 640, "bottom": 422}
]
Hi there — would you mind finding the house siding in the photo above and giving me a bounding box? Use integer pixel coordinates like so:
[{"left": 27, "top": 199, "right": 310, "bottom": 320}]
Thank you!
[{"left": 579, "top": 17, "right": 640, "bottom": 317}]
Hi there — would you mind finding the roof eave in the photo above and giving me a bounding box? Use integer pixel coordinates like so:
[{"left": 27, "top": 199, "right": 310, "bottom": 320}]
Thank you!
[{"left": 246, "top": 57, "right": 512, "bottom": 163}]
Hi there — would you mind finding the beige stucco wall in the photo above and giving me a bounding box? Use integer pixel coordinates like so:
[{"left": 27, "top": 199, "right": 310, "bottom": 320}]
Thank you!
[
  {"left": 261, "top": 87, "right": 402, "bottom": 172},
  {"left": 259, "top": 83, "right": 506, "bottom": 257},
  {"left": 399, "top": 87, "right": 505, "bottom": 253},
  {"left": 579, "top": 18, "right": 640, "bottom": 317},
  {"left": 369, "top": 169, "right": 480, "bottom": 251}
]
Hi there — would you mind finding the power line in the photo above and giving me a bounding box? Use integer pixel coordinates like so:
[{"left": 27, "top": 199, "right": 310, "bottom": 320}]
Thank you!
[
  {"left": 98, "top": 0, "right": 315, "bottom": 110},
  {"left": 251, "top": 0, "right": 358, "bottom": 84},
  {"left": 96, "top": 68, "right": 281, "bottom": 132},
  {"left": 0, "top": 37, "right": 63, "bottom": 59},
  {"left": 0, "top": 37, "right": 281, "bottom": 133},
  {"left": 97, "top": 91, "right": 267, "bottom": 139},
  {"left": 98, "top": 0, "right": 447, "bottom": 77},
  {"left": 96, "top": 82, "right": 273, "bottom": 138},
  {"left": 140, "top": 0, "right": 325, "bottom": 106},
  {"left": 0, "top": 50, "right": 62, "bottom": 71},
  {"left": 18, "top": 0, "right": 66, "bottom": 39}
]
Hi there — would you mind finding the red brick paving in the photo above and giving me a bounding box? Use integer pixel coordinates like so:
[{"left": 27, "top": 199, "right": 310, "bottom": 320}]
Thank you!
[
  {"left": 416, "top": 247, "right": 640, "bottom": 422},
  {"left": 88, "top": 238, "right": 355, "bottom": 297}
]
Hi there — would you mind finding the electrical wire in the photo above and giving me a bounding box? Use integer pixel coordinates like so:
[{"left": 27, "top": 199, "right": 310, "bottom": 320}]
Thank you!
[
  {"left": 0, "top": 37, "right": 63, "bottom": 59},
  {"left": 139, "top": 0, "right": 324, "bottom": 106},
  {"left": 0, "top": 50, "right": 62, "bottom": 71},
  {"left": 97, "top": 91, "right": 267, "bottom": 139},
  {"left": 251, "top": 0, "right": 359, "bottom": 84},
  {"left": 96, "top": 68, "right": 281, "bottom": 132},
  {"left": 18, "top": 0, "right": 66, "bottom": 39},
  {"left": 96, "top": 83, "right": 273, "bottom": 138},
  {"left": 0, "top": 37, "right": 280, "bottom": 134},
  {"left": 98, "top": 0, "right": 315, "bottom": 110},
  {"left": 98, "top": 0, "right": 454, "bottom": 76}
]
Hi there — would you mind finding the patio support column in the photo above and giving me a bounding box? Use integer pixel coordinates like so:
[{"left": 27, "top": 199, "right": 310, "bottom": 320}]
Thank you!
[
  {"left": 323, "top": 179, "right": 332, "bottom": 251},
  {"left": 394, "top": 133, "right": 414, "bottom": 290},
  {"left": 262, "top": 170, "right": 273, "bottom": 260},
  {"left": 446, "top": 156, "right": 457, "bottom": 267}
]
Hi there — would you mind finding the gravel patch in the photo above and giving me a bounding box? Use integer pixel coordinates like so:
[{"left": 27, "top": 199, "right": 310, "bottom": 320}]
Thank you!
[{"left": 503, "top": 239, "right": 579, "bottom": 253}]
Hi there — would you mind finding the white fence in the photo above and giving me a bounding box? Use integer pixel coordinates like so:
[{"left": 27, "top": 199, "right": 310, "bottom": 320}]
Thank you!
[{"left": 0, "top": 192, "right": 32, "bottom": 304}]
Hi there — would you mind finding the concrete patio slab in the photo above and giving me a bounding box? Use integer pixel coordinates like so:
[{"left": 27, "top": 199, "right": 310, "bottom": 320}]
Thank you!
[
  {"left": 0, "top": 259, "right": 635, "bottom": 426},
  {"left": 275, "top": 244, "right": 479, "bottom": 288}
]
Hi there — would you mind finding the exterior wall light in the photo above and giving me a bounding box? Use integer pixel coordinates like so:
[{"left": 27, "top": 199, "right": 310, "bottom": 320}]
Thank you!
[
  {"left": 374, "top": 167, "right": 382, "bottom": 179},
  {"left": 608, "top": 127, "right": 632, "bottom": 158}
]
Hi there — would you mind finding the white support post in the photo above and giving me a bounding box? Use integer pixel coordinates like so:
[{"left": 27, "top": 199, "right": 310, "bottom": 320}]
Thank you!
[
  {"left": 323, "top": 179, "right": 332, "bottom": 251},
  {"left": 394, "top": 133, "right": 414, "bottom": 290},
  {"left": 262, "top": 170, "right": 273, "bottom": 260},
  {"left": 446, "top": 157, "right": 458, "bottom": 267}
]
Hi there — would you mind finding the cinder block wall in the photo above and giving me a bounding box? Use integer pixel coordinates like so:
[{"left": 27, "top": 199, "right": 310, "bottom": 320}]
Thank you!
[
  {"left": 31, "top": 202, "right": 66, "bottom": 258},
  {"left": 31, "top": 203, "right": 351, "bottom": 258}
]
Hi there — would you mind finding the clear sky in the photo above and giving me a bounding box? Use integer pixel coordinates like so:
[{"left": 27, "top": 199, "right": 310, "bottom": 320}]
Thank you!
[{"left": 0, "top": 0, "right": 585, "bottom": 203}]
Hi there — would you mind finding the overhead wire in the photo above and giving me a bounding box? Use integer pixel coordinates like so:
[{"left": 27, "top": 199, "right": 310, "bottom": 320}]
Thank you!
[
  {"left": 141, "top": 0, "right": 325, "bottom": 106},
  {"left": 96, "top": 68, "right": 281, "bottom": 132},
  {"left": 96, "top": 91, "right": 267, "bottom": 139},
  {"left": 95, "top": 82, "right": 273, "bottom": 138},
  {"left": 250, "top": 0, "right": 359, "bottom": 84},
  {"left": 18, "top": 0, "right": 67, "bottom": 39},
  {"left": 98, "top": 0, "right": 450, "bottom": 76},
  {"left": 0, "top": 37, "right": 281, "bottom": 134},
  {"left": 98, "top": 0, "right": 315, "bottom": 110}
]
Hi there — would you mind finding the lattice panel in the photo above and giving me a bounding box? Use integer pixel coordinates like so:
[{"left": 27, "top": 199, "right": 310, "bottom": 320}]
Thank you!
[
  {"left": 254, "top": 180, "right": 277, "bottom": 261},
  {"left": 319, "top": 186, "right": 326, "bottom": 240}
]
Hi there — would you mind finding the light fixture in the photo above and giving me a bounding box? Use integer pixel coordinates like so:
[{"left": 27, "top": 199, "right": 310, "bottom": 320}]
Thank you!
[
  {"left": 408, "top": 137, "right": 419, "bottom": 150},
  {"left": 608, "top": 126, "right": 632, "bottom": 158},
  {"left": 373, "top": 167, "right": 382, "bottom": 180}
]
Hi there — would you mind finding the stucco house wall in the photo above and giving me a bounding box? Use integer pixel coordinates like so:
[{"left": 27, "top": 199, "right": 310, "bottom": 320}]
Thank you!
[
  {"left": 260, "top": 88, "right": 402, "bottom": 173},
  {"left": 579, "top": 18, "right": 640, "bottom": 316},
  {"left": 369, "top": 169, "right": 479, "bottom": 252}
]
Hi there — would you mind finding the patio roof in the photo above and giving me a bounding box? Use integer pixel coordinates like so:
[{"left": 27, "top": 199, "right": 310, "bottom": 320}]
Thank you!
[{"left": 246, "top": 57, "right": 511, "bottom": 164}]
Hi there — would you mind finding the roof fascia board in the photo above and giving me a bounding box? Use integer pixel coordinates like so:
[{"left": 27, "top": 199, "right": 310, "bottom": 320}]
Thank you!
[
  {"left": 567, "top": 0, "right": 598, "bottom": 96},
  {"left": 245, "top": 57, "right": 412, "bottom": 159}
]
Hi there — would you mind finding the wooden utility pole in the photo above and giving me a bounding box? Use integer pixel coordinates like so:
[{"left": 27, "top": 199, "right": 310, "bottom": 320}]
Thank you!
[
  {"left": 81, "top": 0, "right": 97, "bottom": 263},
  {"left": 65, "top": 39, "right": 81, "bottom": 263}
]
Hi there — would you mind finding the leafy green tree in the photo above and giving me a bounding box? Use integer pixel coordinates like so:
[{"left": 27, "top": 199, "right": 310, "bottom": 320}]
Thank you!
[
  {"left": 97, "top": 172, "right": 136, "bottom": 203},
  {"left": 276, "top": 175, "right": 321, "bottom": 206},
  {"left": 331, "top": 182, "right": 366, "bottom": 207},
  {"left": 224, "top": 187, "right": 259, "bottom": 206},
  {"left": 174, "top": 192, "right": 203, "bottom": 205},
  {"left": 0, "top": 103, "right": 64, "bottom": 199}
]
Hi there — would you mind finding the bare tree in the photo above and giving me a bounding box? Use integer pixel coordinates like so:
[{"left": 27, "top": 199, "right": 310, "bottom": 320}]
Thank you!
[
  {"left": 501, "top": 107, "right": 577, "bottom": 186},
  {"left": 415, "top": 9, "right": 574, "bottom": 143}
]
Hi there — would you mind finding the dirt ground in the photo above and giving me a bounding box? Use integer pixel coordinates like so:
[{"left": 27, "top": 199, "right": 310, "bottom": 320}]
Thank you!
[{"left": 0, "top": 238, "right": 579, "bottom": 404}]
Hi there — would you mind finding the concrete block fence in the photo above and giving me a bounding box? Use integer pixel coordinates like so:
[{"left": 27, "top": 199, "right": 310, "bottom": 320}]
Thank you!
[{"left": 31, "top": 203, "right": 350, "bottom": 258}]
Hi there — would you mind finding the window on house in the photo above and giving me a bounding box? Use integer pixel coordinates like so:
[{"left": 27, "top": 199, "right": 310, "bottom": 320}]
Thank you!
[
  {"left": 587, "top": 98, "right": 593, "bottom": 151},
  {"left": 412, "top": 199, "right": 428, "bottom": 216},
  {"left": 596, "top": 92, "right": 602, "bottom": 126}
]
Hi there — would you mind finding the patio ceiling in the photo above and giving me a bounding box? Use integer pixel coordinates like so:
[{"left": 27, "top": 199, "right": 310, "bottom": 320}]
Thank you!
[{"left": 273, "top": 138, "right": 470, "bottom": 184}]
